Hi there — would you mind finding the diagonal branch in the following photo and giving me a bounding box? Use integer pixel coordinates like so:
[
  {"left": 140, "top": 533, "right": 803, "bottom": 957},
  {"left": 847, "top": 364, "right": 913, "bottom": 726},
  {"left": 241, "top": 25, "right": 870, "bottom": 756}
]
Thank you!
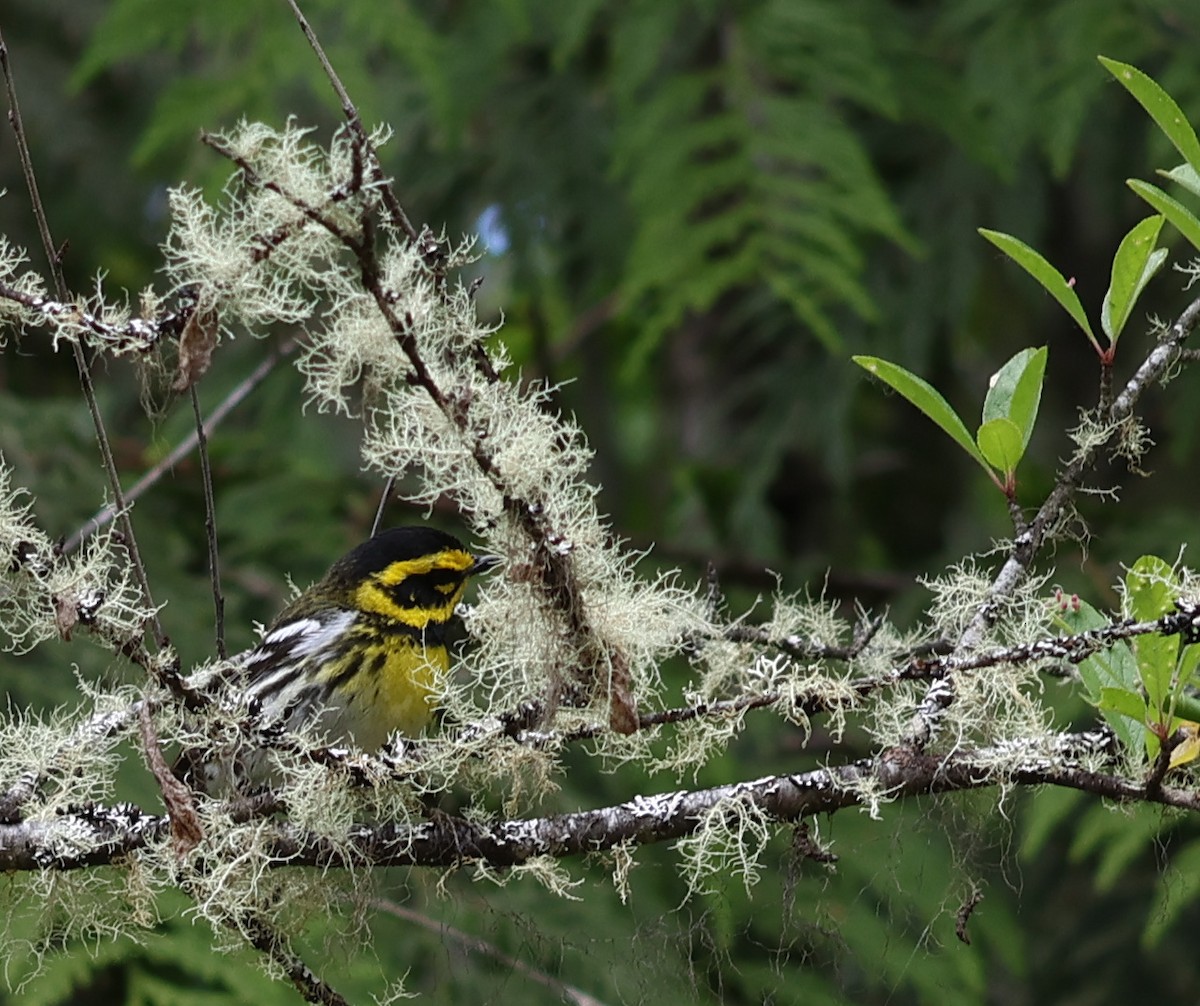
[
  {"left": 372, "top": 898, "right": 610, "bottom": 1006},
  {"left": 282, "top": 0, "right": 419, "bottom": 244},
  {"left": 190, "top": 385, "right": 227, "bottom": 659},
  {"left": 65, "top": 338, "right": 294, "bottom": 552},
  {"left": 202, "top": 24, "right": 637, "bottom": 733},
  {"left": 238, "top": 913, "right": 349, "bottom": 1006},
  {"left": 962, "top": 296, "right": 1200, "bottom": 652}
]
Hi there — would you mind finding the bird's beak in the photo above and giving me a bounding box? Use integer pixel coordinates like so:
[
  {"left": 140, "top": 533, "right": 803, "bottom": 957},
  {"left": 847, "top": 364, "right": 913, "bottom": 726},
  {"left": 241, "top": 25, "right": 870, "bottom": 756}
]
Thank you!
[{"left": 470, "top": 554, "right": 501, "bottom": 575}]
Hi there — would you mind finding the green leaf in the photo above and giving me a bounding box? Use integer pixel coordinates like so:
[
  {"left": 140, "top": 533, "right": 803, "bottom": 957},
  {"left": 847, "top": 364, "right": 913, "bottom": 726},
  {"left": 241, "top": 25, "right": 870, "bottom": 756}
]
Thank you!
[
  {"left": 1127, "top": 555, "right": 1177, "bottom": 619},
  {"left": 1099, "top": 56, "right": 1200, "bottom": 174},
  {"left": 1085, "top": 650, "right": 1142, "bottom": 754},
  {"left": 1129, "top": 180, "right": 1200, "bottom": 255},
  {"left": 976, "top": 417, "right": 1023, "bottom": 475},
  {"left": 1181, "top": 639, "right": 1200, "bottom": 687},
  {"left": 1126, "top": 555, "right": 1180, "bottom": 716},
  {"left": 978, "top": 229, "right": 1099, "bottom": 351},
  {"left": 982, "top": 346, "right": 1047, "bottom": 453},
  {"left": 1051, "top": 595, "right": 1107, "bottom": 636},
  {"left": 1098, "top": 685, "right": 1149, "bottom": 725},
  {"left": 1059, "top": 596, "right": 1142, "bottom": 754},
  {"left": 1100, "top": 215, "right": 1166, "bottom": 343},
  {"left": 1076, "top": 641, "right": 1139, "bottom": 704},
  {"left": 852, "top": 356, "right": 992, "bottom": 475},
  {"left": 1169, "top": 689, "right": 1200, "bottom": 724},
  {"left": 1162, "top": 163, "right": 1200, "bottom": 199}
]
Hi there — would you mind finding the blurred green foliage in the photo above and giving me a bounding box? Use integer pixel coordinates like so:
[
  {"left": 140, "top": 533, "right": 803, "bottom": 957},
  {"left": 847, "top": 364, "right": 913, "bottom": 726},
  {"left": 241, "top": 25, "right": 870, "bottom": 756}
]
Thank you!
[{"left": 2, "top": 0, "right": 1200, "bottom": 1003}]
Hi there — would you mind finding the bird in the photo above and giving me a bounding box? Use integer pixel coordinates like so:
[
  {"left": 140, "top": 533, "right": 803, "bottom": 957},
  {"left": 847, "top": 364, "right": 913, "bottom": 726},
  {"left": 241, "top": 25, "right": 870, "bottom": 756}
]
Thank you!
[{"left": 234, "top": 526, "right": 496, "bottom": 753}]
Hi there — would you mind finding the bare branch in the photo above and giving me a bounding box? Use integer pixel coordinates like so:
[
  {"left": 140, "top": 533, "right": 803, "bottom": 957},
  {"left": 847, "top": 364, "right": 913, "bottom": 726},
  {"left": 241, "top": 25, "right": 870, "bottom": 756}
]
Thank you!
[
  {"left": 65, "top": 338, "right": 295, "bottom": 552},
  {"left": 0, "top": 29, "right": 163, "bottom": 647},
  {"left": 282, "top": 0, "right": 419, "bottom": 242},
  {"left": 372, "top": 898, "right": 611, "bottom": 1006},
  {"left": 190, "top": 386, "right": 226, "bottom": 659},
  {"left": 370, "top": 475, "right": 395, "bottom": 538}
]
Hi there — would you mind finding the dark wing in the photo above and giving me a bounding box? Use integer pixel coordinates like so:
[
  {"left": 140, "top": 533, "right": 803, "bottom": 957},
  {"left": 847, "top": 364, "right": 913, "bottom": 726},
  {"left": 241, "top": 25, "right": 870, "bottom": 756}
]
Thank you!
[{"left": 239, "top": 608, "right": 358, "bottom": 727}]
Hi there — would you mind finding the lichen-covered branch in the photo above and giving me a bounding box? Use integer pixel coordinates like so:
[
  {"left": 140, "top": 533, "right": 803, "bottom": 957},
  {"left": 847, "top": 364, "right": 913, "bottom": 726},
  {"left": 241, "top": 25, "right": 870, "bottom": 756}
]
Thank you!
[
  {"left": 0, "top": 725, "right": 1158, "bottom": 875},
  {"left": 906, "top": 295, "right": 1200, "bottom": 747}
]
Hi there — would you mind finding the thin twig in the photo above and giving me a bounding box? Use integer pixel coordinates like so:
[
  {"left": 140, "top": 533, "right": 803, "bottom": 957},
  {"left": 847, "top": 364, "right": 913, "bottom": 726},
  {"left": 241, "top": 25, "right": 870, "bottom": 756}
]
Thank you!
[
  {"left": 476, "top": 604, "right": 1200, "bottom": 749},
  {"left": 0, "top": 279, "right": 171, "bottom": 351},
  {"left": 282, "top": 0, "right": 419, "bottom": 241},
  {"left": 65, "top": 339, "right": 294, "bottom": 552},
  {"left": 138, "top": 703, "right": 203, "bottom": 856},
  {"left": 75, "top": 352, "right": 164, "bottom": 645},
  {"left": 717, "top": 611, "right": 884, "bottom": 662},
  {"left": 190, "top": 386, "right": 226, "bottom": 659},
  {"left": 372, "top": 898, "right": 610, "bottom": 1006},
  {"left": 239, "top": 913, "right": 349, "bottom": 1006},
  {"left": 370, "top": 475, "right": 395, "bottom": 537},
  {"left": 0, "top": 29, "right": 163, "bottom": 646}
]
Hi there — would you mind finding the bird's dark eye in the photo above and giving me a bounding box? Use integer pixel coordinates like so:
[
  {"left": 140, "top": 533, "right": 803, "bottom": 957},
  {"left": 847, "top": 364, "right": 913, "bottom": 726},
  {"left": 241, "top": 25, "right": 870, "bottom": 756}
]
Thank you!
[
  {"left": 393, "top": 580, "right": 420, "bottom": 606},
  {"left": 388, "top": 568, "right": 463, "bottom": 608}
]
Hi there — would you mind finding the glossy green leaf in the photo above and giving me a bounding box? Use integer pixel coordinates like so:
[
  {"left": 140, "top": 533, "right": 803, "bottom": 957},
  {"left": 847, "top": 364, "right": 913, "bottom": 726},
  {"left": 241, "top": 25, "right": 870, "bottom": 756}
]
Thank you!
[
  {"left": 1129, "top": 180, "right": 1200, "bottom": 254},
  {"left": 1099, "top": 56, "right": 1200, "bottom": 173},
  {"left": 976, "top": 417, "right": 1023, "bottom": 475},
  {"left": 853, "top": 356, "right": 991, "bottom": 474},
  {"left": 1075, "top": 642, "right": 1140, "bottom": 704},
  {"left": 982, "top": 346, "right": 1047, "bottom": 452},
  {"left": 978, "top": 229, "right": 1099, "bottom": 350},
  {"left": 1170, "top": 690, "right": 1200, "bottom": 724},
  {"left": 1089, "top": 652, "right": 1144, "bottom": 755},
  {"left": 1101, "top": 216, "right": 1166, "bottom": 343},
  {"left": 1059, "top": 596, "right": 1142, "bottom": 755},
  {"left": 1181, "top": 638, "right": 1200, "bottom": 687},
  {"left": 1098, "top": 685, "right": 1149, "bottom": 725},
  {"left": 1127, "top": 555, "right": 1176, "bottom": 619}
]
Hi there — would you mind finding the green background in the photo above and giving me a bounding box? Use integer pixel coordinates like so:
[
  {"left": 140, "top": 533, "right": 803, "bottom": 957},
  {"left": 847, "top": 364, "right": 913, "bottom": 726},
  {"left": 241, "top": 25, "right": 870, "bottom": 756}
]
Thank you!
[{"left": 1, "top": 1, "right": 1199, "bottom": 1003}]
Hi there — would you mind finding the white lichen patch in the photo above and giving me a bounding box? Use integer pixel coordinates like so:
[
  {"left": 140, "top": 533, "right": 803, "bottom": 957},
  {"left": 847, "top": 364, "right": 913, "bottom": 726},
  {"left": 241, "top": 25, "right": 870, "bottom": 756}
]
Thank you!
[{"left": 676, "top": 793, "right": 772, "bottom": 896}]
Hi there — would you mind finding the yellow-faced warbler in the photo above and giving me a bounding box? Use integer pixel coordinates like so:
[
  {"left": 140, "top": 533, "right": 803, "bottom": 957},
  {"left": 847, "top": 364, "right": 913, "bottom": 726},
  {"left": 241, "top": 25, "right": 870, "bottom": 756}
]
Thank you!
[{"left": 236, "top": 526, "right": 496, "bottom": 752}]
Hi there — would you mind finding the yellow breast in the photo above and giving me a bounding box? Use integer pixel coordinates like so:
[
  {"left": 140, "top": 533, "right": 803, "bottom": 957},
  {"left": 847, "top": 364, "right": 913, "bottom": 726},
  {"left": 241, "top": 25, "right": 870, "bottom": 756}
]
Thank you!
[{"left": 320, "top": 637, "right": 449, "bottom": 750}]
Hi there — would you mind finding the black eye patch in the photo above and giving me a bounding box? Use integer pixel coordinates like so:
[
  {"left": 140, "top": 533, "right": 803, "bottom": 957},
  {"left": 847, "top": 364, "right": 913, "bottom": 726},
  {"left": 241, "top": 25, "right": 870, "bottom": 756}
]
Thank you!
[{"left": 389, "top": 569, "right": 465, "bottom": 608}]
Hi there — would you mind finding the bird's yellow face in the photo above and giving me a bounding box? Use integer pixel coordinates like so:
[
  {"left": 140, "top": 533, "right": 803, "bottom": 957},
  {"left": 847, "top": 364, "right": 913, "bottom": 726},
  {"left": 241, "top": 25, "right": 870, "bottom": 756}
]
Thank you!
[
  {"left": 338, "top": 545, "right": 481, "bottom": 745},
  {"left": 351, "top": 547, "right": 478, "bottom": 629}
]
